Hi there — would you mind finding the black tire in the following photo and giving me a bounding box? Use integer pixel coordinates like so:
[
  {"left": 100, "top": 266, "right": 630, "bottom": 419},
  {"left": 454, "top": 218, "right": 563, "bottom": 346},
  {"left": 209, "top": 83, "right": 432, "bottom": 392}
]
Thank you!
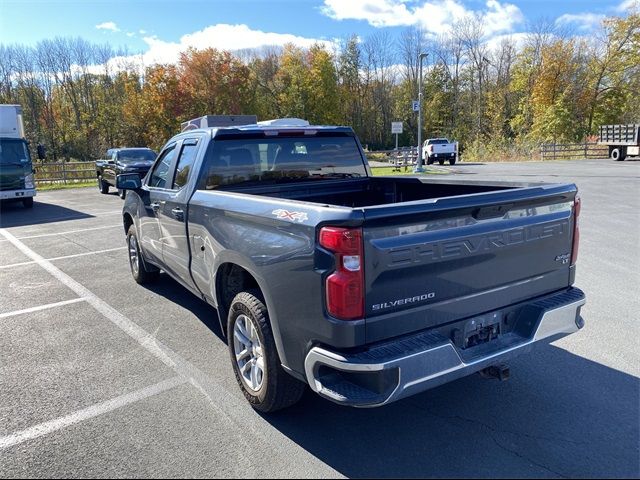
[
  {"left": 118, "top": 189, "right": 126, "bottom": 199},
  {"left": 449, "top": 156, "right": 457, "bottom": 165},
  {"left": 438, "top": 159, "right": 445, "bottom": 165},
  {"left": 126, "top": 225, "right": 159, "bottom": 284},
  {"left": 611, "top": 147, "right": 626, "bottom": 161},
  {"left": 227, "top": 291, "right": 305, "bottom": 413},
  {"left": 426, "top": 157, "right": 434, "bottom": 165},
  {"left": 23, "top": 197, "right": 34, "bottom": 208},
  {"left": 98, "top": 175, "right": 109, "bottom": 194}
]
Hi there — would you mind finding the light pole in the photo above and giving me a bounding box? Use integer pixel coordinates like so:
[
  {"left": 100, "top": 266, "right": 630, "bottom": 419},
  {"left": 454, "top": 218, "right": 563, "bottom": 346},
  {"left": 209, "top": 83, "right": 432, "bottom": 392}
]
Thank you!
[
  {"left": 415, "top": 52, "right": 428, "bottom": 173},
  {"left": 477, "top": 56, "right": 490, "bottom": 139}
]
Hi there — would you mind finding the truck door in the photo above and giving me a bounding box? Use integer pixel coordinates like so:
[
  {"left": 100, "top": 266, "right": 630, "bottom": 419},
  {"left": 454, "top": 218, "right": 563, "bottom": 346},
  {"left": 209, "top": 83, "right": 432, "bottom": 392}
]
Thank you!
[
  {"left": 104, "top": 151, "right": 118, "bottom": 185},
  {"left": 139, "top": 143, "right": 178, "bottom": 265},
  {"left": 157, "top": 137, "right": 201, "bottom": 286}
]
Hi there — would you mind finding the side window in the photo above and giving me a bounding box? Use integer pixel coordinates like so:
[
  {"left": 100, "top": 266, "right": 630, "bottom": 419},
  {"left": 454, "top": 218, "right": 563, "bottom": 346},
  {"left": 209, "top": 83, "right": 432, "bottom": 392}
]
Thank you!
[
  {"left": 172, "top": 139, "right": 199, "bottom": 190},
  {"left": 149, "top": 145, "right": 177, "bottom": 189}
]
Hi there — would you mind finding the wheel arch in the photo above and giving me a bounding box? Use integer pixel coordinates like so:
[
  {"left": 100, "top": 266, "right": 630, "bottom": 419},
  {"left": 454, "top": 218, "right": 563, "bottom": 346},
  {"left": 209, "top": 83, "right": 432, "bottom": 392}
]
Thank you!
[
  {"left": 213, "top": 261, "right": 290, "bottom": 370},
  {"left": 123, "top": 211, "right": 134, "bottom": 235}
]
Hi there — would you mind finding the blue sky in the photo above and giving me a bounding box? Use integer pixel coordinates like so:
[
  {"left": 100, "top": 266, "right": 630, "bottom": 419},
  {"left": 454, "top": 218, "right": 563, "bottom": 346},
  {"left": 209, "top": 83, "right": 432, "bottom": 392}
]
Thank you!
[{"left": 0, "top": 0, "right": 634, "bottom": 62}]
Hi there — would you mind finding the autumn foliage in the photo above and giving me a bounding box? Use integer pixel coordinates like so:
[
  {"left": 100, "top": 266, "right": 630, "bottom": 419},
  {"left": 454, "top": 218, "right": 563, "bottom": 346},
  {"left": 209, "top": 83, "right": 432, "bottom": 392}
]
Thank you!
[{"left": 0, "top": 13, "right": 637, "bottom": 161}]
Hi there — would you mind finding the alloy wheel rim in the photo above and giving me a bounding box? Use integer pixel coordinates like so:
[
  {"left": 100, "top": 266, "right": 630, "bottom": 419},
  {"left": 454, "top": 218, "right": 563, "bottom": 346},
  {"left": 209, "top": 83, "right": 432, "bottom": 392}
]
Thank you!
[
  {"left": 233, "top": 314, "right": 265, "bottom": 392},
  {"left": 128, "top": 234, "right": 139, "bottom": 276}
]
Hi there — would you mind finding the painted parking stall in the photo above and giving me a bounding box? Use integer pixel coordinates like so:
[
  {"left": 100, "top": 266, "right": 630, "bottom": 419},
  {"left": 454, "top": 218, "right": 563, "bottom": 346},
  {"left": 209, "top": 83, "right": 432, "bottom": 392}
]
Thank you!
[{"left": 0, "top": 174, "right": 637, "bottom": 478}]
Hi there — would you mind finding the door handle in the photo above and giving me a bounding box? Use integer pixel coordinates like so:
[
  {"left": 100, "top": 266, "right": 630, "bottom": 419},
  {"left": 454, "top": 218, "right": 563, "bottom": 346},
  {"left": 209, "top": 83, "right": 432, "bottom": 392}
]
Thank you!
[{"left": 171, "top": 207, "right": 184, "bottom": 221}]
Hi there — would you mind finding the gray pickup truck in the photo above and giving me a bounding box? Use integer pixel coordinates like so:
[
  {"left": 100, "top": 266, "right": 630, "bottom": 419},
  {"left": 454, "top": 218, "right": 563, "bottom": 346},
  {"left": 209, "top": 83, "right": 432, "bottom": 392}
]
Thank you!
[{"left": 117, "top": 120, "right": 585, "bottom": 412}]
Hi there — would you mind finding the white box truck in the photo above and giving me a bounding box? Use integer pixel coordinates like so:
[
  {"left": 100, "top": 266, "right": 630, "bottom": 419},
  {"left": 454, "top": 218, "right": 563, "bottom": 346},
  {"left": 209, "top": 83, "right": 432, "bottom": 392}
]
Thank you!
[{"left": 0, "top": 104, "right": 37, "bottom": 208}]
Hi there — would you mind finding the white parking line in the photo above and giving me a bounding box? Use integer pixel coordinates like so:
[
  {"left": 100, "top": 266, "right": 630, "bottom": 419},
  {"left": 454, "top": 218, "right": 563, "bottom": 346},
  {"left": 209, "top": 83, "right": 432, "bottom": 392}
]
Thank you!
[
  {"left": 16, "top": 224, "right": 121, "bottom": 240},
  {"left": 0, "top": 211, "right": 123, "bottom": 233},
  {"left": 0, "top": 227, "right": 309, "bottom": 462},
  {"left": 0, "top": 247, "right": 126, "bottom": 270},
  {"left": 0, "top": 377, "right": 186, "bottom": 450},
  {"left": 0, "top": 298, "right": 86, "bottom": 319}
]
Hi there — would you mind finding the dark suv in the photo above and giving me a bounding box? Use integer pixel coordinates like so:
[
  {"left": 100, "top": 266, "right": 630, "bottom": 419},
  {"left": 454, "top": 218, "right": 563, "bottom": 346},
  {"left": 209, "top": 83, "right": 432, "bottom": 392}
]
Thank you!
[{"left": 96, "top": 147, "right": 157, "bottom": 198}]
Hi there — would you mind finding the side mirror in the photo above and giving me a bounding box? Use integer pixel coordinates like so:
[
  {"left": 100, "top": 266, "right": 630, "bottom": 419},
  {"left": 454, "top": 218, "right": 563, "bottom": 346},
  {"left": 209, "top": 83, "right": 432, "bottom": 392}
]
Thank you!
[
  {"left": 37, "top": 144, "right": 46, "bottom": 160},
  {"left": 116, "top": 173, "right": 142, "bottom": 190}
]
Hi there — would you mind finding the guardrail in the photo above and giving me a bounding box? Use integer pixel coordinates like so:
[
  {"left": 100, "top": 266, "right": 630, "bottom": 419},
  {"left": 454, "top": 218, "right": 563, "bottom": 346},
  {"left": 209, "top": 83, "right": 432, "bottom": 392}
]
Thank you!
[
  {"left": 540, "top": 142, "right": 609, "bottom": 161},
  {"left": 34, "top": 161, "right": 96, "bottom": 186}
]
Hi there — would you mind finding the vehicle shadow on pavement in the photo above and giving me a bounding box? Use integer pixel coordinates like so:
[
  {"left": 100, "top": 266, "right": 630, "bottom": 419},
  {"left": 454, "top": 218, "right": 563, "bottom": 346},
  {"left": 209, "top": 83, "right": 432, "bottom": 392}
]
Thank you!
[
  {"left": 264, "top": 345, "right": 639, "bottom": 478},
  {"left": 143, "top": 273, "right": 225, "bottom": 341},
  {"left": 0, "top": 200, "right": 94, "bottom": 228}
]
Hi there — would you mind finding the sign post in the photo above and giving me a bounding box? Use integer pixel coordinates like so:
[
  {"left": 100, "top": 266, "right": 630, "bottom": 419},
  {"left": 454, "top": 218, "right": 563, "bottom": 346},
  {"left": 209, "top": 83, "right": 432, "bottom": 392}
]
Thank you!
[
  {"left": 391, "top": 122, "right": 403, "bottom": 150},
  {"left": 415, "top": 53, "right": 428, "bottom": 173}
]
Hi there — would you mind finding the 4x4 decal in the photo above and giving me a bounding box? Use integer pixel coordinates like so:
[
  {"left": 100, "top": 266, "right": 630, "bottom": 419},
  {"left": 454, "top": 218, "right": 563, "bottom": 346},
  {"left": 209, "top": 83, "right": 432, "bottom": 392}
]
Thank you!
[{"left": 272, "top": 209, "right": 308, "bottom": 223}]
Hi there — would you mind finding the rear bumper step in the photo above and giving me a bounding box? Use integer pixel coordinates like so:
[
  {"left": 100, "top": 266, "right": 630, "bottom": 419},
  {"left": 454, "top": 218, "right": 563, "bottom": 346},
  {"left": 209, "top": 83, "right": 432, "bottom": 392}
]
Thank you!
[{"left": 305, "top": 287, "right": 586, "bottom": 407}]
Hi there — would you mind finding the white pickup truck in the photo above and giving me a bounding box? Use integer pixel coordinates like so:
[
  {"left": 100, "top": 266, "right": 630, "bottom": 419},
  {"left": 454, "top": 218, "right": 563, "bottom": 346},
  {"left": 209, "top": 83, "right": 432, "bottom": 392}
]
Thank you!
[{"left": 422, "top": 138, "right": 458, "bottom": 165}]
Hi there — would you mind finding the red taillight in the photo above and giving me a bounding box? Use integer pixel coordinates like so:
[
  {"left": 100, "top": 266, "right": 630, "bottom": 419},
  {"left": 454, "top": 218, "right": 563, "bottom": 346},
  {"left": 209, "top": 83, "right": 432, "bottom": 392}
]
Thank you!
[
  {"left": 571, "top": 195, "right": 581, "bottom": 266},
  {"left": 319, "top": 227, "right": 364, "bottom": 320}
]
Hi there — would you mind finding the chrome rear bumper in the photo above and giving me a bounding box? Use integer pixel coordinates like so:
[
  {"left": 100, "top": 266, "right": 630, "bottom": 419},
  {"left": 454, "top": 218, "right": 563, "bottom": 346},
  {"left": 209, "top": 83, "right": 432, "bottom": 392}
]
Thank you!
[{"left": 305, "top": 288, "right": 586, "bottom": 407}]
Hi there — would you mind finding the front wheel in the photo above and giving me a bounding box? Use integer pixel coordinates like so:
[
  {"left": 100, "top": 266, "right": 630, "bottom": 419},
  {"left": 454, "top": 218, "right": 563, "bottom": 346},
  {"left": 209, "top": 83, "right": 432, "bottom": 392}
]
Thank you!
[
  {"left": 228, "top": 291, "right": 305, "bottom": 412},
  {"left": 98, "top": 175, "right": 109, "bottom": 194},
  {"left": 126, "top": 225, "right": 159, "bottom": 284},
  {"left": 611, "top": 148, "right": 626, "bottom": 161}
]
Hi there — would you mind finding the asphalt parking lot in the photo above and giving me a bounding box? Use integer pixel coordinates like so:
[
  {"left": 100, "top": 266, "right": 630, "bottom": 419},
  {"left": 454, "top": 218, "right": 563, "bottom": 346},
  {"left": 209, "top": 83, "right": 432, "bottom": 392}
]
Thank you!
[{"left": 0, "top": 159, "right": 638, "bottom": 478}]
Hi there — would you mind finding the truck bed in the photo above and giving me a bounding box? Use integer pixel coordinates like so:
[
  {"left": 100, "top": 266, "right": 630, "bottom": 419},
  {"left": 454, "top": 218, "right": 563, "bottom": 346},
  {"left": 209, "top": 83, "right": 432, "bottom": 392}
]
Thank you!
[
  {"left": 223, "top": 177, "right": 516, "bottom": 208},
  {"left": 203, "top": 175, "right": 577, "bottom": 346}
]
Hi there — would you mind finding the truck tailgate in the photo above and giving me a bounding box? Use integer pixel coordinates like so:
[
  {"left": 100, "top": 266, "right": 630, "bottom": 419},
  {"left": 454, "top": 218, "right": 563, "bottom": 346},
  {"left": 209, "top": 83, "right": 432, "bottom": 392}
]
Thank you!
[
  {"left": 362, "top": 184, "right": 577, "bottom": 343},
  {"left": 431, "top": 143, "right": 455, "bottom": 154}
]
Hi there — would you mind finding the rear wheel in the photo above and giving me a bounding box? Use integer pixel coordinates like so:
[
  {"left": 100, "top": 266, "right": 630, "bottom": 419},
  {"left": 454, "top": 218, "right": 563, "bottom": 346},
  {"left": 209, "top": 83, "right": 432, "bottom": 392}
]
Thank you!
[
  {"left": 23, "top": 197, "right": 34, "bottom": 208},
  {"left": 426, "top": 157, "right": 434, "bottom": 165},
  {"left": 449, "top": 156, "right": 457, "bottom": 165},
  {"left": 228, "top": 291, "right": 305, "bottom": 412},
  {"left": 126, "top": 225, "right": 159, "bottom": 284}
]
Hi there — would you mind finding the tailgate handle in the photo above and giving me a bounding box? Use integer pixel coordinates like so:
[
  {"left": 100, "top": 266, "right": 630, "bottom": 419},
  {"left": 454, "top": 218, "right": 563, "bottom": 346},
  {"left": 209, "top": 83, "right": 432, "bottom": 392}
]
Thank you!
[{"left": 474, "top": 204, "right": 513, "bottom": 220}]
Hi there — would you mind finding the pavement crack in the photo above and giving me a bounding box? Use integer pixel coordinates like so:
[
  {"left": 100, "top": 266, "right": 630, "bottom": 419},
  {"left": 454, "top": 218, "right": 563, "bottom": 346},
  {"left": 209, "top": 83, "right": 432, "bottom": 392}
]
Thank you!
[
  {"left": 488, "top": 434, "right": 569, "bottom": 478},
  {"left": 408, "top": 400, "right": 576, "bottom": 478},
  {"left": 409, "top": 399, "right": 587, "bottom": 446}
]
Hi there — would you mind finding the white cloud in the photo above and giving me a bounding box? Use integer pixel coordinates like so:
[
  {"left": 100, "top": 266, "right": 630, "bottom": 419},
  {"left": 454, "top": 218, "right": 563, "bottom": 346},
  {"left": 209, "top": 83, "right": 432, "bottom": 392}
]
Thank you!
[
  {"left": 481, "top": 0, "right": 524, "bottom": 36},
  {"left": 484, "top": 32, "right": 529, "bottom": 53},
  {"left": 138, "top": 23, "right": 334, "bottom": 64},
  {"left": 126, "top": 32, "right": 135, "bottom": 37},
  {"left": 321, "top": 0, "right": 523, "bottom": 36},
  {"left": 555, "top": 13, "right": 605, "bottom": 31},
  {"left": 617, "top": 0, "right": 639, "bottom": 12},
  {"left": 139, "top": 29, "right": 147, "bottom": 35},
  {"left": 95, "top": 21, "right": 120, "bottom": 32},
  {"left": 322, "top": 0, "right": 415, "bottom": 27}
]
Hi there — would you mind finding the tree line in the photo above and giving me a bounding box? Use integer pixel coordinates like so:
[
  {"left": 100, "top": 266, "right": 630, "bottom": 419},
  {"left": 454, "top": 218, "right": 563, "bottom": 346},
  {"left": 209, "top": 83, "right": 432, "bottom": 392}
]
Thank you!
[{"left": 0, "top": 13, "right": 637, "bottom": 162}]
